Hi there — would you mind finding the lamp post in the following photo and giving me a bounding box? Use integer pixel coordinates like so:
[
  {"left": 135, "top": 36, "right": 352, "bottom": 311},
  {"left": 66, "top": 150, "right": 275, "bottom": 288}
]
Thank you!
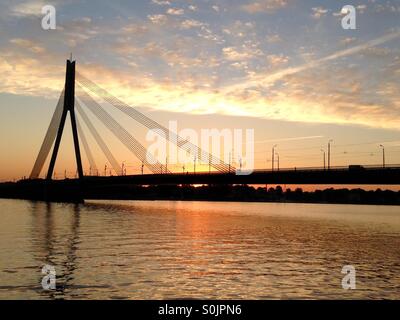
[
  {"left": 121, "top": 161, "right": 126, "bottom": 176},
  {"left": 328, "top": 140, "right": 333, "bottom": 170},
  {"left": 321, "top": 149, "right": 326, "bottom": 170},
  {"left": 272, "top": 144, "right": 277, "bottom": 172},
  {"left": 380, "top": 144, "right": 385, "bottom": 168},
  {"left": 275, "top": 152, "right": 280, "bottom": 171},
  {"left": 229, "top": 151, "right": 231, "bottom": 173}
]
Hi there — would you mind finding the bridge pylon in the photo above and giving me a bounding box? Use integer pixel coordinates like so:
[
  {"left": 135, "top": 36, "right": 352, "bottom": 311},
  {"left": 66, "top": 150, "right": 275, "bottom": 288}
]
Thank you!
[{"left": 46, "top": 59, "right": 83, "bottom": 180}]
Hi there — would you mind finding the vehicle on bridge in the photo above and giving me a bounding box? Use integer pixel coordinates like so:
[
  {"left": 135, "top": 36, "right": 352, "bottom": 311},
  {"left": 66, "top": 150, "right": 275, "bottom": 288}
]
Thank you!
[{"left": 348, "top": 165, "right": 366, "bottom": 171}]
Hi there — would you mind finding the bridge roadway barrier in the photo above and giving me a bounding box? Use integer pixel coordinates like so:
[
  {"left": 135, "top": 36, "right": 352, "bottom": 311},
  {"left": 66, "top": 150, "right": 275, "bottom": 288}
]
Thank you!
[{"left": 82, "top": 166, "right": 400, "bottom": 186}]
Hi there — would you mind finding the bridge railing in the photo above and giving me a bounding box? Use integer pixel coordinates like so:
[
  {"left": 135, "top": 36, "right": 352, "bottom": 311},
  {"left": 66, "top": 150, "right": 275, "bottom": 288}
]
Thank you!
[
  {"left": 252, "top": 164, "right": 400, "bottom": 174},
  {"left": 81, "top": 164, "right": 400, "bottom": 179},
  {"left": 124, "top": 164, "right": 400, "bottom": 176}
]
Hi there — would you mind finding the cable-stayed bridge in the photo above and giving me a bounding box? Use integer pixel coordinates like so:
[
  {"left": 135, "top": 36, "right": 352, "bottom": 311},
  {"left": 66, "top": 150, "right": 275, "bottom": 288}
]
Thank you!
[
  {"left": 30, "top": 59, "right": 233, "bottom": 180},
  {"left": 11, "top": 59, "right": 400, "bottom": 202}
]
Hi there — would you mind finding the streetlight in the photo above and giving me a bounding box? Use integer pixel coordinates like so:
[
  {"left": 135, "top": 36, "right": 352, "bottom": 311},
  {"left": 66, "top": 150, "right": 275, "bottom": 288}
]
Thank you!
[
  {"left": 275, "top": 152, "right": 280, "bottom": 171},
  {"left": 272, "top": 144, "right": 277, "bottom": 171},
  {"left": 104, "top": 164, "right": 107, "bottom": 176},
  {"left": 328, "top": 140, "right": 333, "bottom": 170},
  {"left": 321, "top": 149, "right": 326, "bottom": 170},
  {"left": 380, "top": 144, "right": 385, "bottom": 168},
  {"left": 121, "top": 161, "right": 126, "bottom": 176},
  {"left": 229, "top": 151, "right": 232, "bottom": 173}
]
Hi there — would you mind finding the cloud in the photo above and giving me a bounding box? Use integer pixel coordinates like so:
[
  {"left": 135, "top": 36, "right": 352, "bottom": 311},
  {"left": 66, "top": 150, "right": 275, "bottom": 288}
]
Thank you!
[
  {"left": 341, "top": 37, "right": 357, "bottom": 45},
  {"left": 230, "top": 61, "right": 249, "bottom": 70},
  {"left": 242, "top": 0, "right": 289, "bottom": 14},
  {"left": 223, "top": 46, "right": 261, "bottom": 61},
  {"left": 166, "top": 8, "right": 184, "bottom": 15},
  {"left": 373, "top": 2, "right": 400, "bottom": 14},
  {"left": 10, "top": 0, "right": 49, "bottom": 17},
  {"left": 311, "top": 7, "right": 328, "bottom": 19},
  {"left": 266, "top": 34, "right": 282, "bottom": 43},
  {"left": 255, "top": 136, "right": 324, "bottom": 144},
  {"left": 151, "top": 0, "right": 171, "bottom": 5},
  {"left": 357, "top": 4, "right": 367, "bottom": 14},
  {"left": 0, "top": 52, "right": 63, "bottom": 96},
  {"left": 147, "top": 14, "right": 167, "bottom": 25},
  {"left": 180, "top": 19, "right": 207, "bottom": 30},
  {"left": 120, "top": 23, "right": 148, "bottom": 35},
  {"left": 10, "top": 38, "right": 46, "bottom": 54},
  {"left": 267, "top": 54, "right": 289, "bottom": 66},
  {"left": 1, "top": 43, "right": 400, "bottom": 132},
  {"left": 225, "top": 31, "right": 400, "bottom": 92},
  {"left": 1, "top": 2, "right": 400, "bottom": 132}
]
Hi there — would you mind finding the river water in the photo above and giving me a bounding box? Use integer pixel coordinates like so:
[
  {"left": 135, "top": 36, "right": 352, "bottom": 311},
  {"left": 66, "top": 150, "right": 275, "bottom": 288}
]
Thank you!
[{"left": 0, "top": 199, "right": 399, "bottom": 299}]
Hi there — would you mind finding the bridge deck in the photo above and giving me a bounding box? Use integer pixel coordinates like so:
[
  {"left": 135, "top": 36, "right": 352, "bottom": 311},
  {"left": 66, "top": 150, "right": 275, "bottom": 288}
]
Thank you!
[{"left": 82, "top": 166, "right": 400, "bottom": 186}]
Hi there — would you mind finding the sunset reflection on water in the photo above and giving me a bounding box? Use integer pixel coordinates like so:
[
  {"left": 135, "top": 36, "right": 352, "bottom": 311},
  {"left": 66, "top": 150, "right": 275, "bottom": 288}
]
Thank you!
[{"left": 0, "top": 199, "right": 399, "bottom": 299}]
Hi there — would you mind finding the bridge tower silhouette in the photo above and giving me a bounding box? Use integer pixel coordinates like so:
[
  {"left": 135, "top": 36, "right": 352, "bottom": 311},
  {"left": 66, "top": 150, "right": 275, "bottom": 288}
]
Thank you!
[
  {"left": 46, "top": 59, "right": 83, "bottom": 180},
  {"left": 30, "top": 59, "right": 85, "bottom": 180}
]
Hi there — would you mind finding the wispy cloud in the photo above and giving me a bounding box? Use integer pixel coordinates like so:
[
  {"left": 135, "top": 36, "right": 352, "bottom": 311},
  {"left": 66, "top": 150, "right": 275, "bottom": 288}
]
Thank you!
[
  {"left": 166, "top": 8, "right": 184, "bottom": 16},
  {"left": 10, "top": 0, "right": 45, "bottom": 17},
  {"left": 242, "top": 0, "right": 290, "bottom": 14},
  {"left": 311, "top": 7, "right": 328, "bottom": 19},
  {"left": 10, "top": 0, "right": 58, "bottom": 17},
  {"left": 255, "top": 136, "right": 324, "bottom": 144},
  {"left": 10, "top": 38, "right": 46, "bottom": 54},
  {"left": 225, "top": 31, "right": 400, "bottom": 92},
  {"left": 1, "top": 1, "right": 400, "bottom": 131}
]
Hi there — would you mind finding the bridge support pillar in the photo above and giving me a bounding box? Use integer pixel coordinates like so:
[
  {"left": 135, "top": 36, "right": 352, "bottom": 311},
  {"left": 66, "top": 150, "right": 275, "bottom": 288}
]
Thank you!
[{"left": 46, "top": 60, "right": 83, "bottom": 181}]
